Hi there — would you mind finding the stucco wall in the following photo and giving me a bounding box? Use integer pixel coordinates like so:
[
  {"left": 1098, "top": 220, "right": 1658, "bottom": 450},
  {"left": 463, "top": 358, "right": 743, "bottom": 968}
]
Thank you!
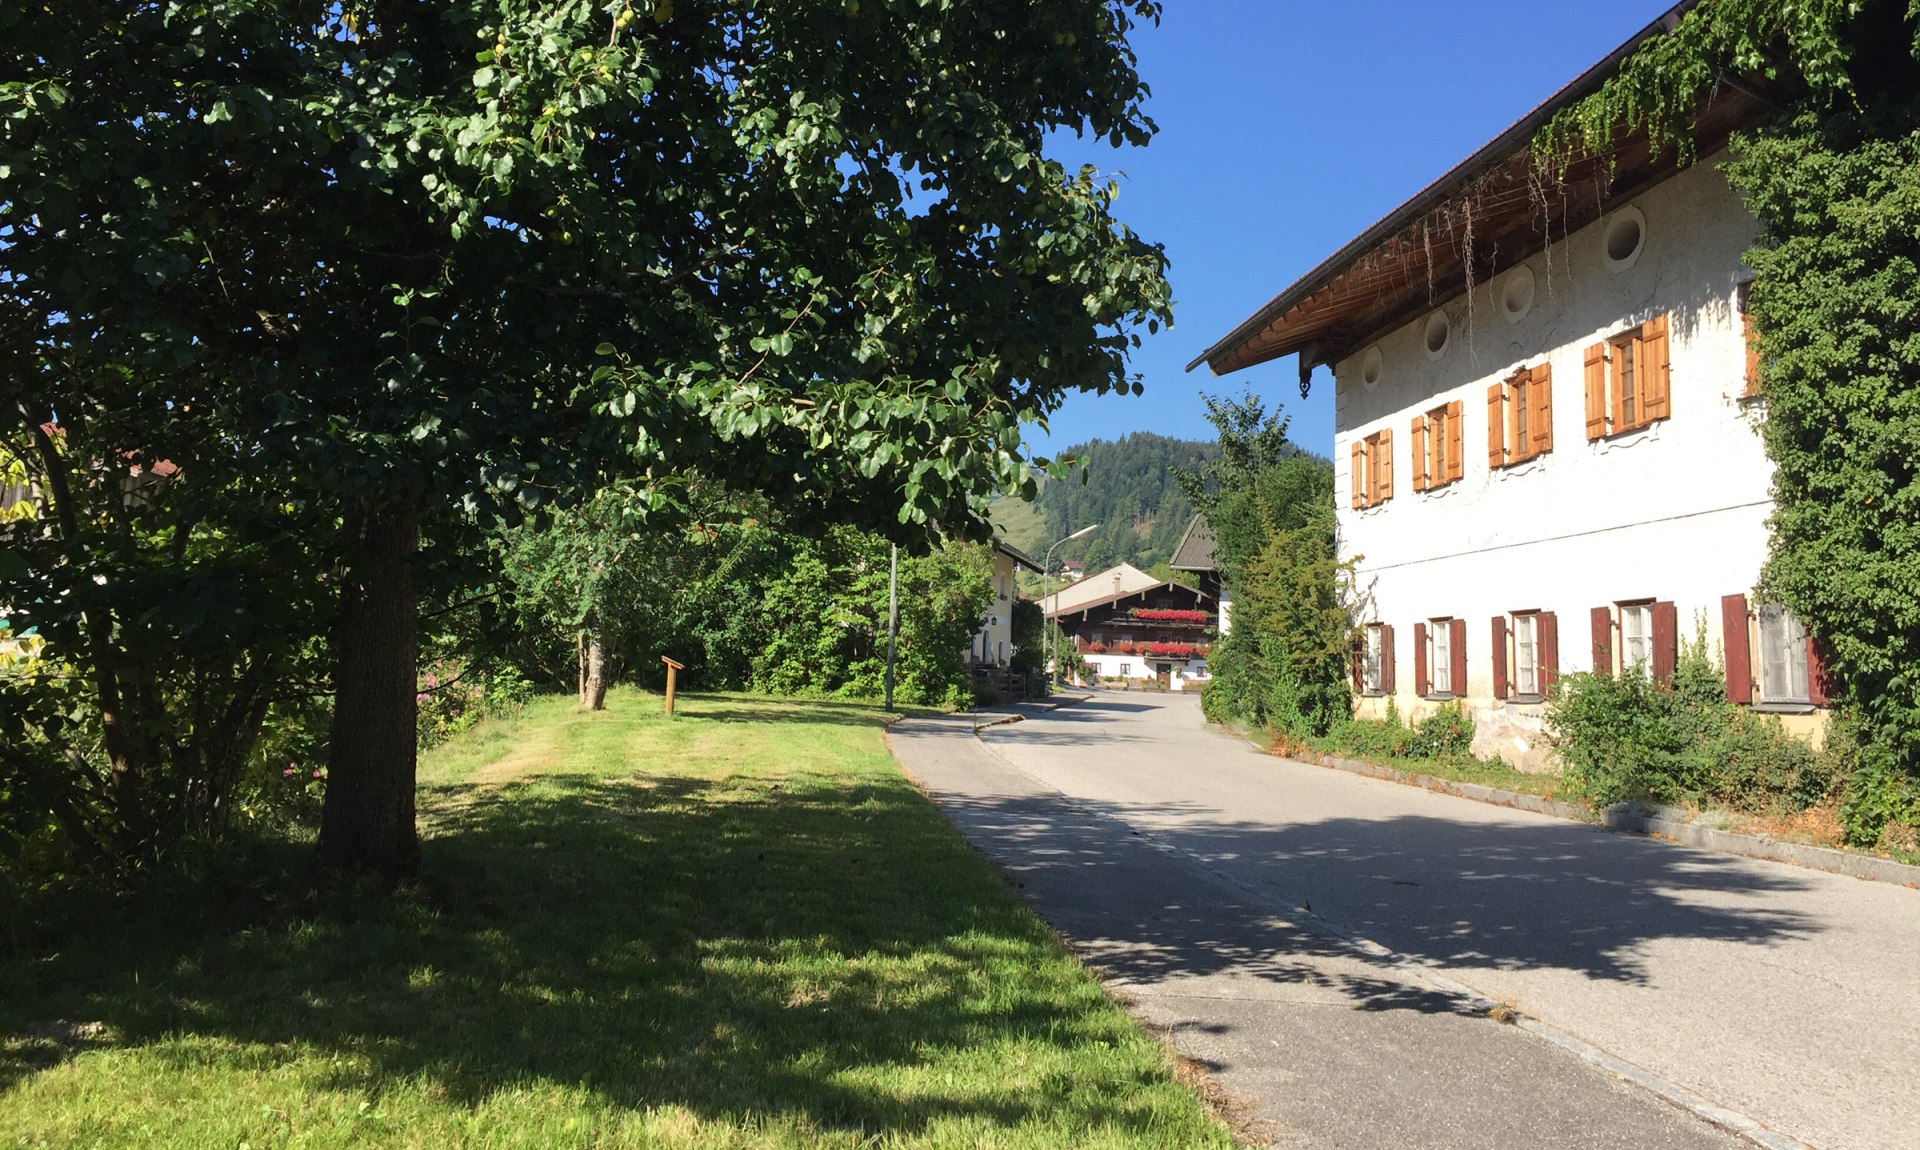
[
  {"left": 970, "top": 551, "right": 1019, "bottom": 666},
  {"left": 1331, "top": 158, "right": 1802, "bottom": 768}
]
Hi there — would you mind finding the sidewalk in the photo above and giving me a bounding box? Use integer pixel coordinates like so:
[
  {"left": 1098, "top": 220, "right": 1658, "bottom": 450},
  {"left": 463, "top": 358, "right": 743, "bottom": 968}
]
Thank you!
[{"left": 888, "top": 713, "right": 1743, "bottom": 1149}]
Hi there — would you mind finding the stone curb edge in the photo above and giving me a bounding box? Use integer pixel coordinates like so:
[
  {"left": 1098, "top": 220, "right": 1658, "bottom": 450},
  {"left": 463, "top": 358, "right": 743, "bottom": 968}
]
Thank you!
[{"left": 1297, "top": 750, "right": 1920, "bottom": 888}]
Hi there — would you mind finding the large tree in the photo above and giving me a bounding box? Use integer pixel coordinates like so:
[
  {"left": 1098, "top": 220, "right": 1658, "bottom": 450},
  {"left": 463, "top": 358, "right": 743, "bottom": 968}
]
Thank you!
[{"left": 1, "top": 0, "right": 1169, "bottom": 879}]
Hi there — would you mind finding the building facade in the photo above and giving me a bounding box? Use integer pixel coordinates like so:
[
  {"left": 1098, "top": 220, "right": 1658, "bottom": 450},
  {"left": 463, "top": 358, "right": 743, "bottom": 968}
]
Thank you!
[{"left": 1046, "top": 569, "right": 1215, "bottom": 691}]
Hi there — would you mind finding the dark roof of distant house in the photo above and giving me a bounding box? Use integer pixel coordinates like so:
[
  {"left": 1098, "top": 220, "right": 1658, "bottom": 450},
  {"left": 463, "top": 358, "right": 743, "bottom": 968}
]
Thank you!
[
  {"left": 1169, "top": 515, "right": 1217, "bottom": 573},
  {"left": 994, "top": 540, "right": 1044, "bottom": 574},
  {"left": 1187, "top": 0, "right": 1776, "bottom": 382}
]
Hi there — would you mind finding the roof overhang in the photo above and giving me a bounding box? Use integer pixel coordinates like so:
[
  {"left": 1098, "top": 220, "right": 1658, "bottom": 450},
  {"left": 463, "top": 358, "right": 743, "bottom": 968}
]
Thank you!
[{"left": 1188, "top": 1, "right": 1773, "bottom": 382}]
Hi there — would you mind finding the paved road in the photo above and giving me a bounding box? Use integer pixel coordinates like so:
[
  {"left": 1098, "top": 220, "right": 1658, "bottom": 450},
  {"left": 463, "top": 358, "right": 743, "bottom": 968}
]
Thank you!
[{"left": 889, "top": 694, "right": 1920, "bottom": 1149}]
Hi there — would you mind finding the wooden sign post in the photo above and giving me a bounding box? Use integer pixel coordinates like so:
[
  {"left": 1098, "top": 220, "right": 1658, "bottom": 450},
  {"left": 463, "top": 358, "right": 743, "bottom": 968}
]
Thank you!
[{"left": 661, "top": 656, "right": 684, "bottom": 716}]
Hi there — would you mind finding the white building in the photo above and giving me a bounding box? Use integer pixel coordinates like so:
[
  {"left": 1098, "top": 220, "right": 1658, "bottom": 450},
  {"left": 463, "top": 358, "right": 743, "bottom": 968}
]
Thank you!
[
  {"left": 1191, "top": 11, "right": 1828, "bottom": 768},
  {"left": 968, "top": 542, "right": 1043, "bottom": 669}
]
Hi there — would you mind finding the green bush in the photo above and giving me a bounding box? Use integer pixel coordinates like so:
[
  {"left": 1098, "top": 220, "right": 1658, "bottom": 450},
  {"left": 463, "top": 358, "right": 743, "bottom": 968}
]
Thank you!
[
  {"left": 1408, "top": 703, "right": 1475, "bottom": 759},
  {"left": 1319, "top": 699, "right": 1475, "bottom": 765}
]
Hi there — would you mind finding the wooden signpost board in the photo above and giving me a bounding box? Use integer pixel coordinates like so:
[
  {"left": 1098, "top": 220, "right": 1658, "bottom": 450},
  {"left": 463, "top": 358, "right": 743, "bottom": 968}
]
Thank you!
[{"left": 661, "top": 656, "right": 684, "bottom": 716}]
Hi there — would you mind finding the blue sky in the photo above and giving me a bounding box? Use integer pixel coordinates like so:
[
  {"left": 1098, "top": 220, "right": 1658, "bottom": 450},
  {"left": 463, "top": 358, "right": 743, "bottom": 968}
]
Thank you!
[{"left": 1036, "top": 0, "right": 1677, "bottom": 458}]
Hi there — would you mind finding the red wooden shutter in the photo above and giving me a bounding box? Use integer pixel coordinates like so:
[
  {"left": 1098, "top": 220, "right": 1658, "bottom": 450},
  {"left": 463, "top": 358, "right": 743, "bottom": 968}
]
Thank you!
[
  {"left": 1642, "top": 315, "right": 1672, "bottom": 422},
  {"left": 1591, "top": 605, "right": 1613, "bottom": 672},
  {"left": 1381, "top": 624, "right": 1396, "bottom": 694},
  {"left": 1376, "top": 428, "right": 1394, "bottom": 503},
  {"left": 1584, "top": 343, "right": 1607, "bottom": 440},
  {"left": 1651, "top": 600, "right": 1678, "bottom": 683},
  {"left": 1808, "top": 635, "right": 1834, "bottom": 707},
  {"left": 1538, "top": 611, "right": 1560, "bottom": 693},
  {"left": 1410, "top": 416, "right": 1429, "bottom": 492},
  {"left": 1350, "top": 632, "right": 1365, "bottom": 692},
  {"left": 1446, "top": 400, "right": 1465, "bottom": 482},
  {"left": 1350, "top": 440, "right": 1366, "bottom": 508},
  {"left": 1413, "top": 622, "right": 1429, "bottom": 697},
  {"left": 1449, "top": 618, "right": 1467, "bottom": 697},
  {"left": 1530, "top": 363, "right": 1554, "bottom": 455},
  {"left": 1487, "top": 382, "right": 1507, "bottom": 468},
  {"left": 1721, "top": 593, "right": 1753, "bottom": 704},
  {"left": 1490, "top": 616, "right": 1509, "bottom": 699}
]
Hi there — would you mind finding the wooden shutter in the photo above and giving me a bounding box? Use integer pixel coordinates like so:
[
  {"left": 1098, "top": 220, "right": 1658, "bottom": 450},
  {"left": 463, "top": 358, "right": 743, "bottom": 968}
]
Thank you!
[
  {"left": 1651, "top": 600, "right": 1678, "bottom": 683},
  {"left": 1350, "top": 632, "right": 1365, "bottom": 692},
  {"left": 1591, "top": 605, "right": 1612, "bottom": 672},
  {"left": 1350, "top": 440, "right": 1366, "bottom": 508},
  {"left": 1381, "top": 624, "right": 1396, "bottom": 695},
  {"left": 1530, "top": 363, "right": 1554, "bottom": 455},
  {"left": 1413, "top": 622, "right": 1429, "bottom": 697},
  {"left": 1741, "top": 304, "right": 1762, "bottom": 397},
  {"left": 1410, "top": 417, "right": 1429, "bottom": 492},
  {"left": 1490, "top": 616, "right": 1509, "bottom": 700},
  {"left": 1538, "top": 611, "right": 1560, "bottom": 693},
  {"left": 1445, "top": 401, "right": 1464, "bottom": 482},
  {"left": 1487, "top": 382, "right": 1507, "bottom": 468},
  {"left": 1449, "top": 618, "right": 1467, "bottom": 697},
  {"left": 1808, "top": 635, "right": 1834, "bottom": 707},
  {"left": 1721, "top": 593, "right": 1753, "bottom": 704},
  {"left": 1375, "top": 428, "right": 1393, "bottom": 503},
  {"left": 1641, "top": 314, "right": 1671, "bottom": 422},
  {"left": 1583, "top": 343, "right": 1607, "bottom": 440}
]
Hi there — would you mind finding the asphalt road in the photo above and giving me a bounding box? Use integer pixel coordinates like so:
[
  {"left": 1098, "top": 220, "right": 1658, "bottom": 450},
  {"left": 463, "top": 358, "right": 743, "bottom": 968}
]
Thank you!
[{"left": 888, "top": 693, "right": 1920, "bottom": 1150}]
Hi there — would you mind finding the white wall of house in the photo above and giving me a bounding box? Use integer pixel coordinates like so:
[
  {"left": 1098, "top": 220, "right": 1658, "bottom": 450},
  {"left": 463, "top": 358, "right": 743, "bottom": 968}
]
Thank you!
[
  {"left": 1080, "top": 652, "right": 1209, "bottom": 690},
  {"left": 970, "top": 550, "right": 1019, "bottom": 666},
  {"left": 1332, "top": 157, "right": 1805, "bottom": 767}
]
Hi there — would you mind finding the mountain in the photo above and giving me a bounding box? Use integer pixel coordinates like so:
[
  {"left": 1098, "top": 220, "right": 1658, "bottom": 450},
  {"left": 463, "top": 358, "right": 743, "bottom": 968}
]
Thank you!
[{"left": 992, "top": 432, "right": 1219, "bottom": 579}]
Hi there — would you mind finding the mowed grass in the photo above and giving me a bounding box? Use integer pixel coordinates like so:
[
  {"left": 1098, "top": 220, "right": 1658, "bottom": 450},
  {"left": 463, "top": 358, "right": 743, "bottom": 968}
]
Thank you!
[{"left": 1, "top": 689, "right": 1239, "bottom": 1149}]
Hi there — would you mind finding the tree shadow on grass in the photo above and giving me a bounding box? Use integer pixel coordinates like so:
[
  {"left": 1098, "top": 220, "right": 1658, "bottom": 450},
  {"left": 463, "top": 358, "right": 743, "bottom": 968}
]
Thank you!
[{"left": 0, "top": 765, "right": 1221, "bottom": 1142}]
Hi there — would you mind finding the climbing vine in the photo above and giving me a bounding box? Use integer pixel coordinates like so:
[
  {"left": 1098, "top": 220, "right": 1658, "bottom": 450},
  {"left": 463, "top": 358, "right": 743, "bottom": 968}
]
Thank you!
[{"left": 1534, "top": 0, "right": 1920, "bottom": 844}]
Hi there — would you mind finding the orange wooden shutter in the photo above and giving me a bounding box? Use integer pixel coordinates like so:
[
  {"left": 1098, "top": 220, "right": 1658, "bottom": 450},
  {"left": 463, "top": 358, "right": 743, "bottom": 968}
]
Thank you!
[
  {"left": 1721, "top": 593, "right": 1752, "bottom": 703},
  {"left": 1381, "top": 624, "right": 1396, "bottom": 695},
  {"left": 1376, "top": 428, "right": 1393, "bottom": 503},
  {"left": 1413, "top": 622, "right": 1429, "bottom": 697},
  {"left": 1590, "top": 605, "right": 1612, "bottom": 671},
  {"left": 1350, "top": 440, "right": 1366, "bottom": 508},
  {"left": 1530, "top": 363, "right": 1553, "bottom": 455},
  {"left": 1486, "top": 383, "right": 1506, "bottom": 468},
  {"left": 1642, "top": 314, "right": 1671, "bottom": 421},
  {"left": 1410, "top": 416, "right": 1428, "bottom": 492},
  {"left": 1742, "top": 308, "right": 1761, "bottom": 397},
  {"left": 1651, "top": 600, "right": 1678, "bottom": 683},
  {"left": 1583, "top": 343, "right": 1607, "bottom": 439},
  {"left": 1445, "top": 400, "right": 1464, "bottom": 482},
  {"left": 1538, "top": 611, "right": 1559, "bottom": 693},
  {"left": 1490, "top": 616, "right": 1509, "bottom": 699}
]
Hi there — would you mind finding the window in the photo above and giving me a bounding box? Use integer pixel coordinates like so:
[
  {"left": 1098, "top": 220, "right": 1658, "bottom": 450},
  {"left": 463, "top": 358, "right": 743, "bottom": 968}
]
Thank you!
[
  {"left": 1757, "top": 604, "right": 1811, "bottom": 704},
  {"left": 1416, "top": 618, "right": 1463, "bottom": 698},
  {"left": 1492, "top": 611, "right": 1558, "bottom": 701},
  {"left": 1513, "top": 613, "right": 1539, "bottom": 697},
  {"left": 1584, "top": 316, "right": 1670, "bottom": 439},
  {"left": 1619, "top": 602, "right": 1654, "bottom": 676},
  {"left": 1349, "top": 428, "right": 1394, "bottom": 509},
  {"left": 1410, "top": 401, "right": 1464, "bottom": 491},
  {"left": 1488, "top": 363, "right": 1553, "bottom": 467}
]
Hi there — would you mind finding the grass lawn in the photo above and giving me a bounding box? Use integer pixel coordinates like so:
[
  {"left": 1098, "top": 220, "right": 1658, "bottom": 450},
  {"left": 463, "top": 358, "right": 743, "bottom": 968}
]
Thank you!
[{"left": 1, "top": 689, "right": 1238, "bottom": 1149}]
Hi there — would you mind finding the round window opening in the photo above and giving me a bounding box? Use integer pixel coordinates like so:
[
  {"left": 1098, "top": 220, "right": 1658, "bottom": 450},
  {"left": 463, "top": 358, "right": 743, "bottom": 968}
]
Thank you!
[
  {"left": 1501, "top": 266, "right": 1535, "bottom": 322},
  {"left": 1360, "top": 346, "right": 1383, "bottom": 389},
  {"left": 1423, "top": 312, "right": 1451, "bottom": 359},
  {"left": 1604, "top": 206, "right": 1646, "bottom": 271}
]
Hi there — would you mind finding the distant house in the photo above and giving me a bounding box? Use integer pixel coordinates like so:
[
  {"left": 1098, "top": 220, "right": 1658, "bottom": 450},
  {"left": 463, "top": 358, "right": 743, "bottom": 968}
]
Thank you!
[
  {"left": 1190, "top": 5, "right": 1827, "bottom": 767},
  {"left": 1045, "top": 565, "right": 1215, "bottom": 690},
  {"left": 1058, "top": 558, "right": 1085, "bottom": 582},
  {"left": 968, "top": 541, "right": 1044, "bottom": 670},
  {"left": 1038, "top": 562, "right": 1160, "bottom": 618},
  {"left": 1169, "top": 514, "right": 1230, "bottom": 635}
]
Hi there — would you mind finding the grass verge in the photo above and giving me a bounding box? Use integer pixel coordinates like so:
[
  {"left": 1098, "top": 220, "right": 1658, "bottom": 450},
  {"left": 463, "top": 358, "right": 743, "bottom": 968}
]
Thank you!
[{"left": 1, "top": 688, "right": 1237, "bottom": 1149}]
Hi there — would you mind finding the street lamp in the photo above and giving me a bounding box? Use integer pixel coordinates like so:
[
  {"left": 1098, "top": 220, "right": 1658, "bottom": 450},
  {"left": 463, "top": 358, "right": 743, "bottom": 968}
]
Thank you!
[{"left": 1042, "top": 523, "right": 1099, "bottom": 680}]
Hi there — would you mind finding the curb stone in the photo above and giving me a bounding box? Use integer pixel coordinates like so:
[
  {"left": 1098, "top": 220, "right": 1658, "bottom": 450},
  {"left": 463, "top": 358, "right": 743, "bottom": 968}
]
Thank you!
[{"left": 1300, "top": 751, "right": 1920, "bottom": 888}]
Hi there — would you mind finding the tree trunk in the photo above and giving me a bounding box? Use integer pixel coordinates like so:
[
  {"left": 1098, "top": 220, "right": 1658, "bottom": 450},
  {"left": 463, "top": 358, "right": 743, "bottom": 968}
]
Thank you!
[
  {"left": 580, "top": 626, "right": 610, "bottom": 711},
  {"left": 317, "top": 507, "right": 420, "bottom": 883}
]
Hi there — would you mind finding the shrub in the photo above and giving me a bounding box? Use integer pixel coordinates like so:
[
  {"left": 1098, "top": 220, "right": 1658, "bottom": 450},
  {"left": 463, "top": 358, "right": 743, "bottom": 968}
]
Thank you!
[{"left": 1408, "top": 703, "right": 1475, "bottom": 759}]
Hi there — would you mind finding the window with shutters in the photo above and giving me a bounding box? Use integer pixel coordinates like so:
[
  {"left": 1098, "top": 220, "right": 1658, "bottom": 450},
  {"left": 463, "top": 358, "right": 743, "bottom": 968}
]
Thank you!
[
  {"left": 1363, "top": 623, "right": 1385, "bottom": 694},
  {"left": 1427, "top": 618, "right": 1453, "bottom": 698},
  {"left": 1489, "top": 363, "right": 1553, "bottom": 467},
  {"left": 1513, "top": 612, "right": 1540, "bottom": 697},
  {"left": 1618, "top": 601, "right": 1654, "bottom": 677},
  {"left": 1584, "top": 315, "right": 1671, "bottom": 440},
  {"left": 1757, "top": 604, "right": 1811, "bottom": 705},
  {"left": 1411, "top": 401, "right": 1464, "bottom": 491},
  {"left": 1350, "top": 428, "right": 1394, "bottom": 509}
]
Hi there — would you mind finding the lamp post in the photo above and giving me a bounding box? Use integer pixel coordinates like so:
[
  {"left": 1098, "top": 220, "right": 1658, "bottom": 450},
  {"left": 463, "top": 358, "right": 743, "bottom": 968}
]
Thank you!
[{"left": 1041, "top": 523, "right": 1099, "bottom": 680}]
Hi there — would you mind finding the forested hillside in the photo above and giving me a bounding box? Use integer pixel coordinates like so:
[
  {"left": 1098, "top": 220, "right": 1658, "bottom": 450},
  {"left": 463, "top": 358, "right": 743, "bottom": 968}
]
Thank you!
[{"left": 997, "top": 433, "right": 1219, "bottom": 576}]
